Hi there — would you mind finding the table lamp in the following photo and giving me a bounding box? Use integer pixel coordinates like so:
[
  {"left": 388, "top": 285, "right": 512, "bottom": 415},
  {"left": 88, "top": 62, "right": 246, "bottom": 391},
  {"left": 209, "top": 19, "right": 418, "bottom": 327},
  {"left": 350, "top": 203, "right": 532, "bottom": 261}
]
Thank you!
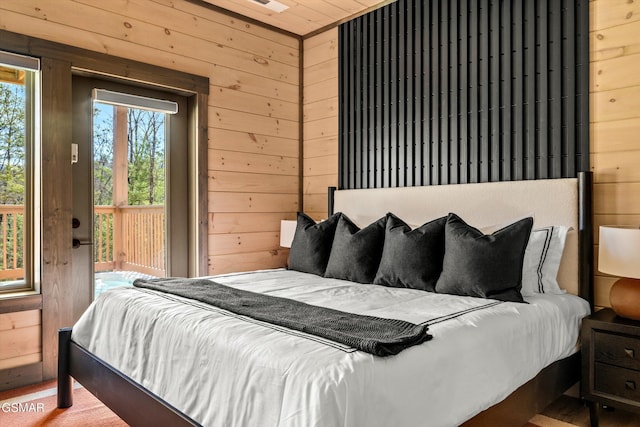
[
  {"left": 280, "top": 220, "right": 297, "bottom": 248},
  {"left": 599, "top": 225, "right": 640, "bottom": 320}
]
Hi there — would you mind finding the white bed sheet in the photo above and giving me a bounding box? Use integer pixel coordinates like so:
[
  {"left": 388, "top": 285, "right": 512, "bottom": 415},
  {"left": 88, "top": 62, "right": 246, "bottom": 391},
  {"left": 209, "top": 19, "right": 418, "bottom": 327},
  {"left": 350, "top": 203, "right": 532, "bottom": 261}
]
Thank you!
[{"left": 72, "top": 269, "right": 590, "bottom": 427}]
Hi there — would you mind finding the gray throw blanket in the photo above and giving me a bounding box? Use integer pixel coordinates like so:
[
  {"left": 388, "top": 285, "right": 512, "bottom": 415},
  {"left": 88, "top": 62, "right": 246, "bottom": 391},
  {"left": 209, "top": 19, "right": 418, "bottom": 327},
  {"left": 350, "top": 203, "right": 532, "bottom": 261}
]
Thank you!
[{"left": 133, "top": 277, "right": 432, "bottom": 357}]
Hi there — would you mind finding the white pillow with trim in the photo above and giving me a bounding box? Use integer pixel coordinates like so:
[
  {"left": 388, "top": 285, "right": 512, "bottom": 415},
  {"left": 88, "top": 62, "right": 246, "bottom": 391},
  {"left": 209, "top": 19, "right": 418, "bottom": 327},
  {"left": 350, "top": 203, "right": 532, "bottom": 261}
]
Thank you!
[{"left": 521, "top": 226, "right": 570, "bottom": 296}]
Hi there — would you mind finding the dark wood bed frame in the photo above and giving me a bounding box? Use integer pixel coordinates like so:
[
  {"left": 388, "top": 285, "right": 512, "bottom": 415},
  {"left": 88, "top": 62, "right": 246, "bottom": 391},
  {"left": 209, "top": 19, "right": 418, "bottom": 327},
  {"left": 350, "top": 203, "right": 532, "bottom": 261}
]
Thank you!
[{"left": 58, "top": 171, "right": 594, "bottom": 427}]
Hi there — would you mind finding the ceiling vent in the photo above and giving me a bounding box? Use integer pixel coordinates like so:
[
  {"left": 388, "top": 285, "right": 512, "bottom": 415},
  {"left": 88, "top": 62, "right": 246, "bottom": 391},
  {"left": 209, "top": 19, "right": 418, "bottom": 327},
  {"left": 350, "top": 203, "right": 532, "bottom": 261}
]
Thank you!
[{"left": 248, "top": 0, "right": 289, "bottom": 13}]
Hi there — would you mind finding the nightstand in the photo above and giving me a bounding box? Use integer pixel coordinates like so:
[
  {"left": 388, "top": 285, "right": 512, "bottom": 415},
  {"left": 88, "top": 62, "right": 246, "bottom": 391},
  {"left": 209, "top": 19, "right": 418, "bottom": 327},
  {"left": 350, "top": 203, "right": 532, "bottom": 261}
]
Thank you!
[{"left": 582, "top": 308, "right": 640, "bottom": 427}]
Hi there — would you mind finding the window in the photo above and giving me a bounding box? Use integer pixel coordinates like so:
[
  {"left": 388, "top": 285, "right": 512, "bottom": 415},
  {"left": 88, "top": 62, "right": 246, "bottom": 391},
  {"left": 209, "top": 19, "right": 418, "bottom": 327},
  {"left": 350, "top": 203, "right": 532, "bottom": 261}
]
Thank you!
[{"left": 0, "top": 51, "right": 40, "bottom": 295}]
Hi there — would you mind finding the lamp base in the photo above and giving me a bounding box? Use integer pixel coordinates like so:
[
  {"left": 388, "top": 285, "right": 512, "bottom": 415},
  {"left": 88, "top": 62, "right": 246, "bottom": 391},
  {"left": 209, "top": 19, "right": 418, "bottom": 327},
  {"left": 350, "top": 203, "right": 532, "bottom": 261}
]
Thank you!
[{"left": 610, "top": 278, "right": 640, "bottom": 320}]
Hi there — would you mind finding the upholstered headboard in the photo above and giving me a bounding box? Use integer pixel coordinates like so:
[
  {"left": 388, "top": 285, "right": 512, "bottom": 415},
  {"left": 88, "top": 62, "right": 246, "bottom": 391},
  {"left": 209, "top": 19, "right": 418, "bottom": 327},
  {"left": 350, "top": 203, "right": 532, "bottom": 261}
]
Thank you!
[{"left": 329, "top": 172, "right": 593, "bottom": 303}]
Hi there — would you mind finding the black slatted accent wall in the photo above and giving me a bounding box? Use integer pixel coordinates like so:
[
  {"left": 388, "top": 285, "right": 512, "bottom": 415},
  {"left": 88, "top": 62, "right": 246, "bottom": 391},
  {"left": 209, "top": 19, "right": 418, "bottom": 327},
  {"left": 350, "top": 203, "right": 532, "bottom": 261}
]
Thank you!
[{"left": 338, "top": 0, "right": 589, "bottom": 189}]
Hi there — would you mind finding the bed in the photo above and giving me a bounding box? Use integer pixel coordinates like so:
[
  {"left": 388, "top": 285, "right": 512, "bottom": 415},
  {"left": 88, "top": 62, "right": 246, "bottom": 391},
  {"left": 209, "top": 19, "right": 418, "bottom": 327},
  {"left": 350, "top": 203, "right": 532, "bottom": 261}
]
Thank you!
[{"left": 57, "top": 172, "right": 594, "bottom": 427}]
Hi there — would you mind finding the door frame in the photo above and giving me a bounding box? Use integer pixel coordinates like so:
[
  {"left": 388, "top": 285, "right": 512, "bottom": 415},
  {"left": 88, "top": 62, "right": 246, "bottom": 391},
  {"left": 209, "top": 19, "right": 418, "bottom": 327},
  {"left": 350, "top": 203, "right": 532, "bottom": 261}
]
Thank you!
[{"left": 0, "top": 28, "right": 209, "bottom": 385}]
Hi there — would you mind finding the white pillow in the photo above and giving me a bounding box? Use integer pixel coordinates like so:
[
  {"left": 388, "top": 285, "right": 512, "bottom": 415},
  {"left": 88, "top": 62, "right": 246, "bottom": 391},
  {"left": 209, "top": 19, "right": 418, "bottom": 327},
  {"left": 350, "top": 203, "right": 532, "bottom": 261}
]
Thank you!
[
  {"left": 521, "top": 226, "right": 570, "bottom": 296},
  {"left": 479, "top": 212, "right": 535, "bottom": 234}
]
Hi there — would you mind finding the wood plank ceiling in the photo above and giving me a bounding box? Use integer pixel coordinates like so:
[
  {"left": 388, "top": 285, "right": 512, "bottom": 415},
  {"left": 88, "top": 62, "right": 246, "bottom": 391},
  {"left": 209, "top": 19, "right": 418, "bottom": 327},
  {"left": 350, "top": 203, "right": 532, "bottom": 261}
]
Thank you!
[{"left": 197, "top": 0, "right": 391, "bottom": 36}]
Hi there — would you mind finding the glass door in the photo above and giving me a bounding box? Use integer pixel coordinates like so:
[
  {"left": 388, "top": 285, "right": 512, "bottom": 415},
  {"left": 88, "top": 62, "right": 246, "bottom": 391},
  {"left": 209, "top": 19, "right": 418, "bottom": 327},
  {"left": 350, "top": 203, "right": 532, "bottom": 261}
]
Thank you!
[
  {"left": 92, "top": 100, "right": 169, "bottom": 297},
  {"left": 71, "top": 76, "right": 189, "bottom": 321}
]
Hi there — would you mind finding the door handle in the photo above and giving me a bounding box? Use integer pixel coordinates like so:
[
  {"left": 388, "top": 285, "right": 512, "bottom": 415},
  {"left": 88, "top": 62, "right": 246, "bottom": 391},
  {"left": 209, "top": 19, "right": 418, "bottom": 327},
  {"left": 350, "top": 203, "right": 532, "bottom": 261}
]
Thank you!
[{"left": 72, "top": 238, "right": 93, "bottom": 249}]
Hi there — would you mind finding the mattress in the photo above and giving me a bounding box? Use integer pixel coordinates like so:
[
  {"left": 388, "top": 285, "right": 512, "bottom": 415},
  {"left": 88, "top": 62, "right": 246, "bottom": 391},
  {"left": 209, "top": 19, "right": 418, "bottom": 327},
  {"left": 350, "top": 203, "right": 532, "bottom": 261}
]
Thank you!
[{"left": 71, "top": 269, "right": 590, "bottom": 427}]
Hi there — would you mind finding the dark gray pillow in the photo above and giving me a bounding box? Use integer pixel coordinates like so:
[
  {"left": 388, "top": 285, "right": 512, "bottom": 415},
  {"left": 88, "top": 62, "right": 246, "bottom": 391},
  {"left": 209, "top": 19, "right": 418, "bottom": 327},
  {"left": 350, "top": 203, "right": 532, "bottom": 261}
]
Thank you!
[
  {"left": 324, "top": 214, "right": 386, "bottom": 284},
  {"left": 435, "top": 213, "right": 533, "bottom": 303},
  {"left": 289, "top": 212, "right": 341, "bottom": 276},
  {"left": 373, "top": 213, "right": 446, "bottom": 292}
]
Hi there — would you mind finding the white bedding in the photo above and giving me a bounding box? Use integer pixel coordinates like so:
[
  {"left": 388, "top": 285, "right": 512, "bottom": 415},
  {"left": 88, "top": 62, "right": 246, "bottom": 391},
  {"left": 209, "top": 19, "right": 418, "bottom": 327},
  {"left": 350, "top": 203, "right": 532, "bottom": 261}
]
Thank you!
[{"left": 72, "top": 269, "right": 590, "bottom": 427}]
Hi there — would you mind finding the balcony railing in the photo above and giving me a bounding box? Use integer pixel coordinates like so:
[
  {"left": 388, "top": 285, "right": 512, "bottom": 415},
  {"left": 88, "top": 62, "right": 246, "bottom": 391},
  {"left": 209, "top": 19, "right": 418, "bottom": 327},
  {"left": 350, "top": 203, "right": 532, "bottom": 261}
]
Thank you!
[
  {"left": 1, "top": 204, "right": 165, "bottom": 281},
  {"left": 0, "top": 205, "right": 24, "bottom": 281},
  {"left": 95, "top": 205, "right": 165, "bottom": 277}
]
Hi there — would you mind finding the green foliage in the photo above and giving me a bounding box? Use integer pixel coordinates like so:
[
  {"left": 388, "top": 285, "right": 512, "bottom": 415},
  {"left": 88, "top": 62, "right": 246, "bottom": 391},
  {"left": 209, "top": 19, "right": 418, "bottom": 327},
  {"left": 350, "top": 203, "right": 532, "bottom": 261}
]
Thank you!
[
  {"left": 93, "top": 105, "right": 165, "bottom": 207},
  {"left": 93, "top": 104, "right": 114, "bottom": 206},
  {"left": 0, "top": 82, "right": 26, "bottom": 205},
  {"left": 126, "top": 109, "right": 165, "bottom": 206}
]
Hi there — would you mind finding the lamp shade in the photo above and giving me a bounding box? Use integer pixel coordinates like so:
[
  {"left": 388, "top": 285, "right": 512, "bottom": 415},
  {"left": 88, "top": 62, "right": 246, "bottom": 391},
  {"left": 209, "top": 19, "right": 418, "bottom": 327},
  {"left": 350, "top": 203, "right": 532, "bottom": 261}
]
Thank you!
[
  {"left": 280, "top": 220, "right": 297, "bottom": 248},
  {"left": 599, "top": 226, "right": 640, "bottom": 279}
]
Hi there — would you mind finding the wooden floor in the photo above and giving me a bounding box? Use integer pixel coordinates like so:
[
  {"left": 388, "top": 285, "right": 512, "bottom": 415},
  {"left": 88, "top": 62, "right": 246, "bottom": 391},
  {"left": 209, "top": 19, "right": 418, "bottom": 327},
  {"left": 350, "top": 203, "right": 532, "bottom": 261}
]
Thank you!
[
  {"left": 539, "top": 395, "right": 640, "bottom": 427},
  {"left": 0, "top": 380, "right": 126, "bottom": 426},
  {"left": 3, "top": 380, "right": 640, "bottom": 426}
]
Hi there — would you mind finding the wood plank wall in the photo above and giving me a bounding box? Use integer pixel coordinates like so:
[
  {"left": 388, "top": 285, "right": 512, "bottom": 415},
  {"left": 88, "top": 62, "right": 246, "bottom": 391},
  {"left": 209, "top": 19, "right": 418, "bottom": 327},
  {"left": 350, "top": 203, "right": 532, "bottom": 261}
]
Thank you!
[
  {"left": 0, "top": 0, "right": 298, "bottom": 379},
  {"left": 591, "top": 0, "right": 640, "bottom": 308},
  {"left": 303, "top": 28, "right": 339, "bottom": 220},
  {"left": 0, "top": 310, "right": 41, "bottom": 370}
]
